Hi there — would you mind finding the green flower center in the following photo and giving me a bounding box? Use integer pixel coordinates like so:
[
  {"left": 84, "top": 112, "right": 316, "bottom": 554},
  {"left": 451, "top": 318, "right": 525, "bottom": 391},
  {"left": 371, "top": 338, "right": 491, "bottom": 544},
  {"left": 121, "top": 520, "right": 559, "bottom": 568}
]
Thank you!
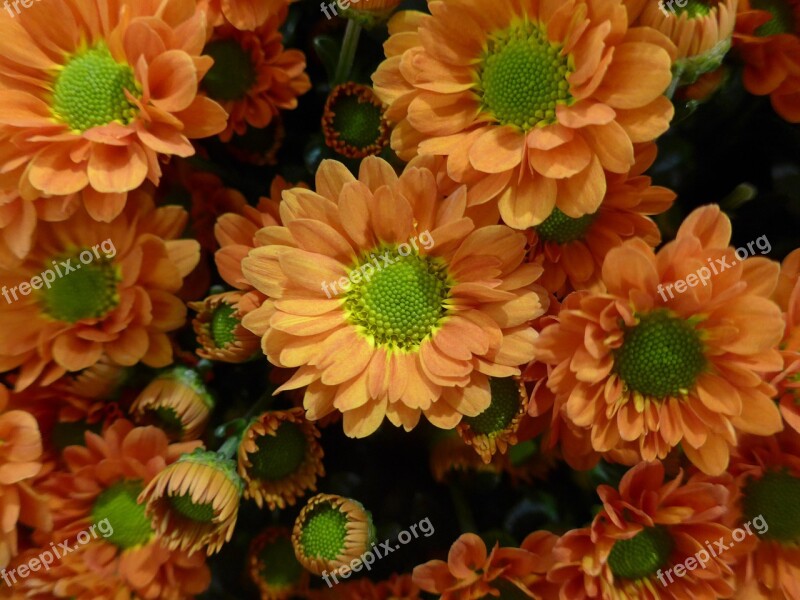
[
  {"left": 752, "top": 0, "right": 796, "bottom": 36},
  {"left": 330, "top": 93, "right": 384, "bottom": 150},
  {"left": 608, "top": 526, "right": 675, "bottom": 580},
  {"left": 169, "top": 492, "right": 217, "bottom": 523},
  {"left": 258, "top": 537, "right": 304, "bottom": 586},
  {"left": 143, "top": 406, "right": 184, "bottom": 438},
  {"left": 742, "top": 470, "right": 800, "bottom": 543},
  {"left": 211, "top": 303, "right": 240, "bottom": 348},
  {"left": 38, "top": 251, "right": 121, "bottom": 323},
  {"left": 52, "top": 44, "right": 141, "bottom": 132},
  {"left": 614, "top": 310, "right": 706, "bottom": 399},
  {"left": 345, "top": 250, "right": 451, "bottom": 350},
  {"left": 478, "top": 20, "right": 572, "bottom": 131},
  {"left": 300, "top": 502, "right": 349, "bottom": 561},
  {"left": 91, "top": 480, "right": 153, "bottom": 550},
  {"left": 463, "top": 377, "right": 520, "bottom": 435},
  {"left": 674, "top": 0, "right": 715, "bottom": 17},
  {"left": 202, "top": 39, "right": 257, "bottom": 101},
  {"left": 534, "top": 207, "right": 597, "bottom": 244},
  {"left": 248, "top": 421, "right": 308, "bottom": 481}
]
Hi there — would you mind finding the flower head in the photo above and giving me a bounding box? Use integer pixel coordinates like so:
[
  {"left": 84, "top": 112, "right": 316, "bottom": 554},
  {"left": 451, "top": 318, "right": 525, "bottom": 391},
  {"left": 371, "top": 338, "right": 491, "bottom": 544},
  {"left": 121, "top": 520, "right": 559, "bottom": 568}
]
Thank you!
[
  {"left": 189, "top": 291, "right": 262, "bottom": 362},
  {"left": 291, "top": 493, "right": 375, "bottom": 576},
  {"left": 0, "top": 191, "right": 199, "bottom": 390},
  {"left": 248, "top": 526, "right": 309, "bottom": 600},
  {"left": 550, "top": 462, "right": 739, "bottom": 599},
  {"left": 238, "top": 407, "right": 325, "bottom": 510},
  {"left": 130, "top": 366, "right": 215, "bottom": 441},
  {"left": 202, "top": 18, "right": 311, "bottom": 142},
  {"left": 372, "top": 0, "right": 676, "bottom": 229},
  {"left": 139, "top": 447, "right": 244, "bottom": 555},
  {"left": 203, "top": 0, "right": 289, "bottom": 30},
  {"left": 0, "top": 0, "right": 228, "bottom": 223},
  {"left": 322, "top": 83, "right": 390, "bottom": 158},
  {"left": 772, "top": 248, "right": 800, "bottom": 433},
  {"left": 241, "top": 157, "right": 547, "bottom": 438},
  {"left": 535, "top": 205, "right": 785, "bottom": 474}
]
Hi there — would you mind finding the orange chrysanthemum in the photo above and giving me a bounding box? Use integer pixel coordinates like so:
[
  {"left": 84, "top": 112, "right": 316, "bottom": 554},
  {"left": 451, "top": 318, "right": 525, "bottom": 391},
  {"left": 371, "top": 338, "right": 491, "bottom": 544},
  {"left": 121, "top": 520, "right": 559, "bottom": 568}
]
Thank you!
[
  {"left": 413, "top": 531, "right": 559, "bottom": 599},
  {"left": 237, "top": 407, "right": 325, "bottom": 510},
  {"left": 772, "top": 248, "right": 800, "bottom": 434},
  {"left": 202, "top": 18, "right": 311, "bottom": 142},
  {"left": 734, "top": 0, "right": 800, "bottom": 122},
  {"left": 28, "top": 419, "right": 209, "bottom": 600},
  {"left": 0, "top": 0, "right": 228, "bottom": 225},
  {"left": 214, "top": 176, "right": 301, "bottom": 291},
  {"left": 534, "top": 205, "right": 785, "bottom": 474},
  {"left": 722, "top": 429, "right": 800, "bottom": 599},
  {"left": 549, "top": 461, "right": 739, "bottom": 599},
  {"left": 0, "top": 190, "right": 200, "bottom": 390},
  {"left": 372, "top": 0, "right": 676, "bottom": 229},
  {"left": 0, "top": 386, "right": 49, "bottom": 569},
  {"left": 189, "top": 291, "right": 262, "bottom": 362},
  {"left": 322, "top": 83, "right": 390, "bottom": 159},
  {"left": 527, "top": 143, "right": 674, "bottom": 296},
  {"left": 240, "top": 157, "right": 548, "bottom": 438}
]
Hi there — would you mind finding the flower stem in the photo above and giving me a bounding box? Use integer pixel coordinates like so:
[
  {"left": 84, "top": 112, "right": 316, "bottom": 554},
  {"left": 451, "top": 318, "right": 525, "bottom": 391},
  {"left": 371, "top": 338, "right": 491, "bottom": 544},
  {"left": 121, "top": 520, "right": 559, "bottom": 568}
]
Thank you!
[
  {"left": 449, "top": 485, "right": 478, "bottom": 533},
  {"left": 333, "top": 19, "right": 362, "bottom": 85},
  {"left": 216, "top": 435, "right": 241, "bottom": 460}
]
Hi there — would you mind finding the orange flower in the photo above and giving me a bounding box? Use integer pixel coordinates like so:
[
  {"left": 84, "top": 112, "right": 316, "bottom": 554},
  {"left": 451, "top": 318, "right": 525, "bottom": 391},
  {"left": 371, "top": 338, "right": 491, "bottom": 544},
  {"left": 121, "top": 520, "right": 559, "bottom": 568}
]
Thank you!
[
  {"left": 534, "top": 205, "right": 785, "bottom": 474},
  {"left": 722, "top": 429, "right": 800, "bottom": 599},
  {"left": 0, "top": 0, "right": 227, "bottom": 223},
  {"left": 772, "top": 248, "right": 800, "bottom": 434},
  {"left": 29, "top": 419, "right": 208, "bottom": 600},
  {"left": 0, "top": 190, "right": 200, "bottom": 390},
  {"left": 237, "top": 407, "right": 325, "bottom": 510},
  {"left": 189, "top": 291, "right": 262, "bottom": 362},
  {"left": 202, "top": 18, "right": 311, "bottom": 142},
  {"left": 528, "top": 143, "right": 674, "bottom": 296},
  {"left": 550, "top": 462, "right": 739, "bottom": 599},
  {"left": 241, "top": 157, "right": 548, "bottom": 438},
  {"left": 322, "top": 83, "right": 390, "bottom": 158},
  {"left": 734, "top": 0, "right": 800, "bottom": 122},
  {"left": 309, "top": 573, "right": 421, "bottom": 600},
  {"left": 202, "top": 0, "right": 289, "bottom": 31},
  {"left": 214, "top": 176, "right": 299, "bottom": 291},
  {"left": 413, "top": 531, "right": 558, "bottom": 599},
  {"left": 372, "top": 0, "right": 676, "bottom": 229},
  {"left": 0, "top": 386, "right": 49, "bottom": 569}
]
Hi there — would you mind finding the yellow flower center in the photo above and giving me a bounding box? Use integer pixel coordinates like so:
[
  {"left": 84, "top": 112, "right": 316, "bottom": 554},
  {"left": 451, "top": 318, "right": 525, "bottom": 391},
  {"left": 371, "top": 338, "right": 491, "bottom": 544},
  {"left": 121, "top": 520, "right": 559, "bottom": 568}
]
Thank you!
[
  {"left": 478, "top": 20, "right": 572, "bottom": 131},
  {"left": 52, "top": 44, "right": 141, "bottom": 132},
  {"left": 345, "top": 248, "right": 452, "bottom": 350}
]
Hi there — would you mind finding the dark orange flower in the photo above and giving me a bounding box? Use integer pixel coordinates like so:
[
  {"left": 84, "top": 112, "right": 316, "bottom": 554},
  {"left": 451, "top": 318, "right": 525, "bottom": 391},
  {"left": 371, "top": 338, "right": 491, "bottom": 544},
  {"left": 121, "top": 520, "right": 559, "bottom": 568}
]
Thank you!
[
  {"left": 322, "top": 83, "right": 390, "bottom": 158},
  {"left": 202, "top": 0, "right": 289, "bottom": 31},
  {"left": 189, "top": 291, "right": 262, "bottom": 362},
  {"left": 772, "top": 248, "right": 800, "bottom": 434}
]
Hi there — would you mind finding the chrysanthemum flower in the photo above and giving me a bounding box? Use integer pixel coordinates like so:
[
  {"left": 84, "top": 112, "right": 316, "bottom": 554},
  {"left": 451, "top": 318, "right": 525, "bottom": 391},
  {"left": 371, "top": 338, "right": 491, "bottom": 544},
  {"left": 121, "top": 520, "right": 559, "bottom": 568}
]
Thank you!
[
  {"left": 322, "top": 83, "right": 390, "bottom": 158},
  {"left": 237, "top": 407, "right": 324, "bottom": 510},
  {"left": 550, "top": 462, "right": 739, "bottom": 599},
  {"left": 456, "top": 376, "right": 528, "bottom": 464},
  {"left": 30, "top": 419, "right": 208, "bottom": 599},
  {"left": 723, "top": 429, "right": 800, "bottom": 599},
  {"left": 190, "top": 291, "right": 262, "bottom": 362},
  {"left": 202, "top": 0, "right": 288, "bottom": 31},
  {"left": 528, "top": 143, "right": 674, "bottom": 295},
  {"left": 626, "top": 0, "right": 737, "bottom": 85},
  {"left": 202, "top": 18, "right": 311, "bottom": 142},
  {"left": 291, "top": 493, "right": 375, "bottom": 576},
  {"left": 130, "top": 366, "right": 215, "bottom": 441},
  {"left": 214, "top": 176, "right": 299, "bottom": 290},
  {"left": 534, "top": 205, "right": 784, "bottom": 474},
  {"left": 734, "top": 0, "right": 800, "bottom": 122},
  {"left": 0, "top": 191, "right": 200, "bottom": 390},
  {"left": 241, "top": 157, "right": 547, "bottom": 437},
  {"left": 0, "top": 386, "right": 49, "bottom": 569},
  {"left": 414, "top": 531, "right": 559, "bottom": 599},
  {"left": 372, "top": 0, "right": 676, "bottom": 229},
  {"left": 0, "top": 0, "right": 228, "bottom": 223},
  {"left": 248, "top": 526, "right": 309, "bottom": 600},
  {"left": 772, "top": 248, "right": 800, "bottom": 434},
  {"left": 53, "top": 357, "right": 128, "bottom": 400},
  {"left": 139, "top": 446, "right": 244, "bottom": 555}
]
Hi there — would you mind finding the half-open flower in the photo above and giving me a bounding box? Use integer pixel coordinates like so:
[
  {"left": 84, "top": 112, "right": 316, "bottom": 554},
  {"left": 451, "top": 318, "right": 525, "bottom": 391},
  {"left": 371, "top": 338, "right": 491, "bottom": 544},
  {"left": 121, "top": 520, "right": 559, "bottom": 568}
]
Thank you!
[
  {"left": 248, "top": 526, "right": 310, "bottom": 600},
  {"left": 322, "top": 83, "right": 390, "bottom": 159},
  {"left": 190, "top": 291, "right": 262, "bottom": 363}
]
